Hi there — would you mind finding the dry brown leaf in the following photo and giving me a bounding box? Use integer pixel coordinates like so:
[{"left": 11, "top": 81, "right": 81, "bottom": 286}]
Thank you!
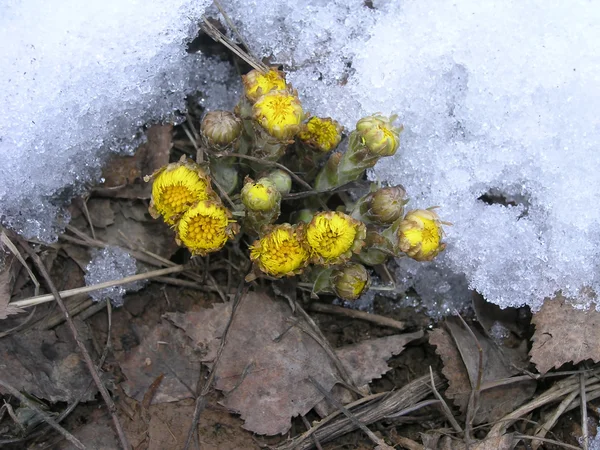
[
  {"left": 429, "top": 320, "right": 535, "bottom": 424},
  {"left": 86, "top": 198, "right": 115, "bottom": 229},
  {"left": 57, "top": 409, "right": 117, "bottom": 450},
  {"left": 97, "top": 124, "right": 172, "bottom": 199},
  {"left": 434, "top": 434, "right": 515, "bottom": 450},
  {"left": 119, "top": 322, "right": 201, "bottom": 404},
  {"left": 165, "top": 301, "right": 232, "bottom": 364},
  {"left": 530, "top": 294, "right": 600, "bottom": 374},
  {"left": 0, "top": 329, "right": 95, "bottom": 402},
  {"left": 167, "top": 291, "right": 422, "bottom": 435}
]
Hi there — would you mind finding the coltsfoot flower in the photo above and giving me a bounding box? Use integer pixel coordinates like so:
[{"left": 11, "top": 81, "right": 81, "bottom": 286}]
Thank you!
[
  {"left": 201, "top": 110, "right": 243, "bottom": 149},
  {"left": 242, "top": 68, "right": 287, "bottom": 102},
  {"left": 241, "top": 178, "right": 281, "bottom": 212},
  {"left": 147, "top": 159, "right": 211, "bottom": 225},
  {"left": 176, "top": 200, "right": 238, "bottom": 256},
  {"left": 249, "top": 224, "right": 309, "bottom": 277},
  {"left": 298, "top": 117, "right": 343, "bottom": 153},
  {"left": 306, "top": 211, "right": 366, "bottom": 265},
  {"left": 397, "top": 209, "right": 446, "bottom": 261},
  {"left": 331, "top": 263, "right": 371, "bottom": 301},
  {"left": 253, "top": 91, "right": 304, "bottom": 141},
  {"left": 353, "top": 114, "right": 403, "bottom": 156}
]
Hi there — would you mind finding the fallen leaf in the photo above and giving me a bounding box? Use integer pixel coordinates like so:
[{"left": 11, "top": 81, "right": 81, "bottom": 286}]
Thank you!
[
  {"left": 97, "top": 124, "right": 172, "bottom": 199},
  {"left": 429, "top": 319, "right": 535, "bottom": 424},
  {"left": 0, "top": 329, "right": 95, "bottom": 402},
  {"left": 433, "top": 434, "right": 515, "bottom": 450},
  {"left": 530, "top": 294, "right": 600, "bottom": 374},
  {"left": 57, "top": 409, "right": 117, "bottom": 450},
  {"left": 167, "top": 291, "right": 422, "bottom": 435},
  {"left": 119, "top": 322, "right": 201, "bottom": 404},
  {"left": 86, "top": 198, "right": 115, "bottom": 229},
  {"left": 165, "top": 301, "right": 232, "bottom": 363}
]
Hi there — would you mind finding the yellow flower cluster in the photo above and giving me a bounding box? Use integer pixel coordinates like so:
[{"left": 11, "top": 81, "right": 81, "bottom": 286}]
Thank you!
[
  {"left": 143, "top": 64, "right": 449, "bottom": 304},
  {"left": 248, "top": 211, "right": 366, "bottom": 279},
  {"left": 145, "top": 157, "right": 238, "bottom": 256}
]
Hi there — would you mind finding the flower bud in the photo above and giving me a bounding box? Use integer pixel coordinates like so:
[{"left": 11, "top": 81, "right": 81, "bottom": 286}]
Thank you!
[
  {"left": 200, "top": 110, "right": 243, "bottom": 149},
  {"left": 364, "top": 185, "right": 408, "bottom": 225},
  {"left": 298, "top": 117, "right": 343, "bottom": 153},
  {"left": 242, "top": 68, "right": 287, "bottom": 103},
  {"left": 331, "top": 263, "right": 370, "bottom": 301},
  {"left": 253, "top": 91, "right": 304, "bottom": 141},
  {"left": 397, "top": 209, "right": 446, "bottom": 261},
  {"left": 266, "top": 169, "right": 292, "bottom": 195},
  {"left": 353, "top": 114, "right": 403, "bottom": 156},
  {"left": 241, "top": 177, "right": 281, "bottom": 212}
]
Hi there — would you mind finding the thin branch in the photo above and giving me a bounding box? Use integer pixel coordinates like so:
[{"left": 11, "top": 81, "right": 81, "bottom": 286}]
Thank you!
[
  {"left": 183, "top": 280, "right": 248, "bottom": 450},
  {"left": 429, "top": 366, "right": 462, "bottom": 433},
  {"left": 581, "top": 372, "right": 589, "bottom": 450},
  {"left": 15, "top": 236, "right": 130, "bottom": 450},
  {"left": 308, "top": 302, "right": 406, "bottom": 330}
]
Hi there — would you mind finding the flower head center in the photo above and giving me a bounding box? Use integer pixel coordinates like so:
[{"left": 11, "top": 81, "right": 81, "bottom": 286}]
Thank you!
[
  {"left": 307, "top": 213, "right": 357, "bottom": 259},
  {"left": 250, "top": 227, "right": 308, "bottom": 276},
  {"left": 160, "top": 185, "right": 198, "bottom": 214}
]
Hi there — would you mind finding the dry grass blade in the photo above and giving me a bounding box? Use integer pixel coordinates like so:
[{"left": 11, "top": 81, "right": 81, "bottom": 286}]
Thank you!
[
  {"left": 200, "top": 16, "right": 268, "bottom": 72},
  {"left": 532, "top": 389, "right": 578, "bottom": 450},
  {"left": 1, "top": 231, "right": 40, "bottom": 296},
  {"left": 276, "top": 372, "right": 446, "bottom": 450},
  {"left": 488, "top": 372, "right": 599, "bottom": 436},
  {"left": 581, "top": 372, "right": 589, "bottom": 450},
  {"left": 309, "top": 376, "right": 392, "bottom": 449},
  {"left": 11, "top": 264, "right": 186, "bottom": 308}
]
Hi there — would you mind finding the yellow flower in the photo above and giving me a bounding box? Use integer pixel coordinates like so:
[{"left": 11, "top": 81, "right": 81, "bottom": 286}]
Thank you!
[
  {"left": 331, "top": 263, "right": 370, "bottom": 301},
  {"left": 306, "top": 211, "right": 366, "bottom": 264},
  {"left": 298, "top": 117, "right": 343, "bottom": 153},
  {"left": 242, "top": 68, "right": 287, "bottom": 102},
  {"left": 241, "top": 178, "right": 281, "bottom": 212},
  {"left": 253, "top": 91, "right": 304, "bottom": 141},
  {"left": 354, "top": 114, "right": 403, "bottom": 156},
  {"left": 249, "top": 224, "right": 309, "bottom": 277},
  {"left": 398, "top": 209, "right": 446, "bottom": 261},
  {"left": 148, "top": 160, "right": 211, "bottom": 225},
  {"left": 176, "top": 200, "right": 238, "bottom": 256}
]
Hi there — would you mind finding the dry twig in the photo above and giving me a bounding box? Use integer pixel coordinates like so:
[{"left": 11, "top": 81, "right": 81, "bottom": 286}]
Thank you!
[
  {"left": 308, "top": 302, "right": 406, "bottom": 330},
  {"left": 15, "top": 236, "right": 130, "bottom": 450},
  {"left": 183, "top": 280, "right": 249, "bottom": 450}
]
